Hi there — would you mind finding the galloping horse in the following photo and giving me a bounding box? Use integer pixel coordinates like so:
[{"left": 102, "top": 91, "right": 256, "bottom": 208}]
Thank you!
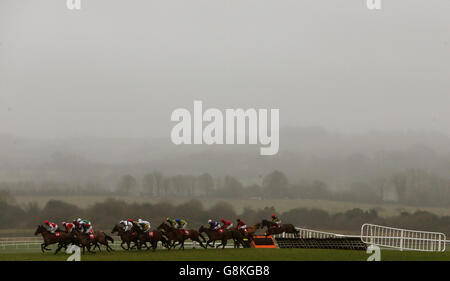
[
  {"left": 261, "top": 219, "right": 299, "bottom": 237},
  {"left": 72, "top": 229, "right": 114, "bottom": 253},
  {"left": 231, "top": 223, "right": 260, "bottom": 244},
  {"left": 111, "top": 224, "right": 139, "bottom": 250},
  {"left": 157, "top": 222, "right": 186, "bottom": 250},
  {"left": 130, "top": 224, "right": 168, "bottom": 251},
  {"left": 157, "top": 222, "right": 207, "bottom": 250},
  {"left": 34, "top": 225, "right": 73, "bottom": 254},
  {"left": 198, "top": 226, "right": 245, "bottom": 249}
]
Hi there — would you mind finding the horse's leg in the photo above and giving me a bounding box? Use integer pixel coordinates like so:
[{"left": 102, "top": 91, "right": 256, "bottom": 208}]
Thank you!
[
  {"left": 41, "top": 243, "right": 45, "bottom": 253},
  {"left": 55, "top": 243, "right": 63, "bottom": 254}
]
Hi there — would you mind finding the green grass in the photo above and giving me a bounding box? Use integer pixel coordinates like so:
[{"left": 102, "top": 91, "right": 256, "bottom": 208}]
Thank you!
[{"left": 1, "top": 248, "right": 450, "bottom": 261}]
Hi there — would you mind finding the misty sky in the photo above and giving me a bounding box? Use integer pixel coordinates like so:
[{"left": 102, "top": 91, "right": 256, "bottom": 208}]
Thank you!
[{"left": 0, "top": 0, "right": 449, "bottom": 139}]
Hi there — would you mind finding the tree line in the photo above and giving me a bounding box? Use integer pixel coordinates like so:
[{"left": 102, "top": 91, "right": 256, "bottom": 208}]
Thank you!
[
  {"left": 2, "top": 168, "right": 450, "bottom": 207},
  {"left": 2, "top": 192, "right": 450, "bottom": 236}
]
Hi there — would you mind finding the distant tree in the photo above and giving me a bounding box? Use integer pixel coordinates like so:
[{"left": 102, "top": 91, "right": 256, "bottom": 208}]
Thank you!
[
  {"left": 152, "top": 171, "right": 164, "bottom": 197},
  {"left": 116, "top": 175, "right": 138, "bottom": 195},
  {"left": 262, "top": 170, "right": 289, "bottom": 199},
  {"left": 142, "top": 173, "right": 155, "bottom": 196},
  {"left": 196, "top": 173, "right": 214, "bottom": 197},
  {"left": 216, "top": 176, "right": 244, "bottom": 198}
]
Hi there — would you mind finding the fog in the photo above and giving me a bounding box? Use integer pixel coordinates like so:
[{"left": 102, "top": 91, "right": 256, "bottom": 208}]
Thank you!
[{"left": 1, "top": 0, "right": 449, "bottom": 139}]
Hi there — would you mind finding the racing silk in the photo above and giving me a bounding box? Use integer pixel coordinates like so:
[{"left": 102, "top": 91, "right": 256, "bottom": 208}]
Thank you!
[
  {"left": 209, "top": 220, "right": 220, "bottom": 230},
  {"left": 221, "top": 220, "right": 232, "bottom": 230},
  {"left": 79, "top": 219, "right": 93, "bottom": 234},
  {"left": 176, "top": 219, "right": 187, "bottom": 230},
  {"left": 167, "top": 218, "right": 177, "bottom": 228},
  {"left": 45, "top": 222, "right": 58, "bottom": 233},
  {"left": 63, "top": 222, "right": 75, "bottom": 232},
  {"left": 237, "top": 221, "right": 247, "bottom": 230},
  {"left": 137, "top": 219, "right": 151, "bottom": 232},
  {"left": 119, "top": 220, "right": 133, "bottom": 232},
  {"left": 272, "top": 216, "right": 281, "bottom": 225}
]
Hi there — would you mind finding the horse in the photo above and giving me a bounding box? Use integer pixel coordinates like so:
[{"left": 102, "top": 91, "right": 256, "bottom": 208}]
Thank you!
[
  {"left": 198, "top": 225, "right": 244, "bottom": 249},
  {"left": 231, "top": 223, "right": 260, "bottom": 244},
  {"left": 34, "top": 225, "right": 73, "bottom": 254},
  {"left": 111, "top": 224, "right": 140, "bottom": 250},
  {"left": 130, "top": 224, "right": 169, "bottom": 251},
  {"left": 157, "top": 222, "right": 186, "bottom": 250},
  {"left": 261, "top": 219, "right": 299, "bottom": 237},
  {"left": 72, "top": 229, "right": 114, "bottom": 253}
]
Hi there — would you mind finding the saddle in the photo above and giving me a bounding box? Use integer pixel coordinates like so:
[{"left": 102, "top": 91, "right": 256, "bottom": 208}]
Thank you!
[
  {"left": 148, "top": 231, "right": 154, "bottom": 238},
  {"left": 55, "top": 232, "right": 61, "bottom": 237}
]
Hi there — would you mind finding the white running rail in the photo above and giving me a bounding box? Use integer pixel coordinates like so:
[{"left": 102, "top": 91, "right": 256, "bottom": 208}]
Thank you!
[{"left": 360, "top": 223, "right": 446, "bottom": 252}]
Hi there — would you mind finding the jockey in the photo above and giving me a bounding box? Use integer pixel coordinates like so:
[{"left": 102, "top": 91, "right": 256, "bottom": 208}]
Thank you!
[
  {"left": 119, "top": 219, "right": 133, "bottom": 231},
  {"left": 79, "top": 219, "right": 93, "bottom": 234},
  {"left": 137, "top": 218, "right": 151, "bottom": 232},
  {"left": 73, "top": 218, "right": 83, "bottom": 231},
  {"left": 220, "top": 219, "right": 233, "bottom": 230},
  {"left": 236, "top": 219, "right": 247, "bottom": 230},
  {"left": 61, "top": 221, "right": 75, "bottom": 232},
  {"left": 208, "top": 219, "right": 220, "bottom": 230},
  {"left": 44, "top": 220, "right": 58, "bottom": 233},
  {"left": 271, "top": 214, "right": 281, "bottom": 228},
  {"left": 175, "top": 219, "right": 187, "bottom": 230},
  {"left": 166, "top": 217, "right": 177, "bottom": 228}
]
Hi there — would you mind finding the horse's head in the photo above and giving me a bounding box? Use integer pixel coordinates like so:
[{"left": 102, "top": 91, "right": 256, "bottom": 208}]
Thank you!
[
  {"left": 198, "top": 225, "right": 207, "bottom": 233},
  {"left": 255, "top": 223, "right": 261, "bottom": 229},
  {"left": 111, "top": 225, "right": 119, "bottom": 234},
  {"left": 157, "top": 222, "right": 168, "bottom": 231},
  {"left": 34, "top": 225, "right": 46, "bottom": 235}
]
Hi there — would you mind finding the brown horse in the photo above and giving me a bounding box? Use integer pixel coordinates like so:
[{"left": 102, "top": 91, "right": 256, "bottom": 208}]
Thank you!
[
  {"left": 34, "top": 225, "right": 73, "bottom": 254},
  {"left": 130, "top": 224, "right": 169, "bottom": 251},
  {"left": 198, "top": 226, "right": 244, "bottom": 249},
  {"left": 72, "top": 229, "right": 114, "bottom": 253},
  {"left": 231, "top": 223, "right": 260, "bottom": 243},
  {"left": 157, "top": 222, "right": 186, "bottom": 250},
  {"left": 111, "top": 224, "right": 139, "bottom": 250},
  {"left": 261, "top": 219, "right": 299, "bottom": 237}
]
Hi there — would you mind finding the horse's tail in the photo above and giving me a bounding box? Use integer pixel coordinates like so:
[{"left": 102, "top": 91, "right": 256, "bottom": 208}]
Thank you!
[{"left": 104, "top": 233, "right": 114, "bottom": 243}]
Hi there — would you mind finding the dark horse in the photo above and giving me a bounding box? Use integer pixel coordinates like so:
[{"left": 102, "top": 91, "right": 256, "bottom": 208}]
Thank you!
[
  {"left": 198, "top": 225, "right": 246, "bottom": 249},
  {"left": 72, "top": 229, "right": 115, "bottom": 253},
  {"left": 34, "top": 225, "right": 73, "bottom": 254},
  {"left": 111, "top": 224, "right": 140, "bottom": 250},
  {"left": 261, "top": 219, "right": 299, "bottom": 237},
  {"left": 157, "top": 222, "right": 206, "bottom": 250},
  {"left": 130, "top": 224, "right": 168, "bottom": 251}
]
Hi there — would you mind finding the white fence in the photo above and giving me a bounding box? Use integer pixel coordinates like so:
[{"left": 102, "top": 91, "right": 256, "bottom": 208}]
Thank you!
[{"left": 360, "top": 223, "right": 446, "bottom": 252}]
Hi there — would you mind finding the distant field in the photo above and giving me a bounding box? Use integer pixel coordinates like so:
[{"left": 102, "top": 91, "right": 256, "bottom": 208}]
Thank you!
[
  {"left": 13, "top": 195, "right": 450, "bottom": 217},
  {"left": 1, "top": 248, "right": 450, "bottom": 261}
]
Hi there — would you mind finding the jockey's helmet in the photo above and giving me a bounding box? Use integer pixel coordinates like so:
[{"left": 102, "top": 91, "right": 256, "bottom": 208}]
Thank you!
[
  {"left": 221, "top": 219, "right": 225, "bottom": 222},
  {"left": 271, "top": 214, "right": 276, "bottom": 218},
  {"left": 208, "top": 219, "right": 212, "bottom": 224},
  {"left": 128, "top": 219, "right": 133, "bottom": 222},
  {"left": 44, "top": 220, "right": 49, "bottom": 225}
]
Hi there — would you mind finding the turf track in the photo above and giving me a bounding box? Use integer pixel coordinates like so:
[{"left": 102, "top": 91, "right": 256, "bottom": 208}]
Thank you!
[{"left": 1, "top": 248, "right": 450, "bottom": 261}]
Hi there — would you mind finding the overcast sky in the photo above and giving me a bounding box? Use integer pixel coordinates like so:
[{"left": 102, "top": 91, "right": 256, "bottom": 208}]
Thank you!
[{"left": 0, "top": 0, "right": 449, "bottom": 139}]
